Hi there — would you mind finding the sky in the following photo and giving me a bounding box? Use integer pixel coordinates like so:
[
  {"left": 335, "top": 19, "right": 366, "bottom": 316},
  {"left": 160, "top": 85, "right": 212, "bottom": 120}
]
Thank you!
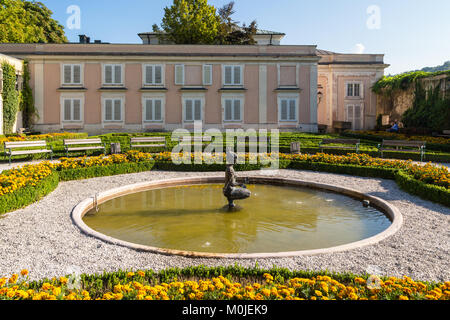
[{"left": 38, "top": 0, "right": 450, "bottom": 75}]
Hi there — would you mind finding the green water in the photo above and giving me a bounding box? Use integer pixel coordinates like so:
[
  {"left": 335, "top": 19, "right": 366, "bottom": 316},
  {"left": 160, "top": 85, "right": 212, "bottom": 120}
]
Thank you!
[{"left": 84, "top": 184, "right": 391, "bottom": 254}]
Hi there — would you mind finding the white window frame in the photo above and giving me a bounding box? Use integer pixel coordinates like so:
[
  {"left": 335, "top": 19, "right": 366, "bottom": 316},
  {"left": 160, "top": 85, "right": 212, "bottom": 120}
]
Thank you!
[
  {"left": 182, "top": 94, "right": 204, "bottom": 123},
  {"left": 142, "top": 94, "right": 165, "bottom": 123},
  {"left": 174, "top": 64, "right": 184, "bottom": 86},
  {"left": 221, "top": 94, "right": 244, "bottom": 123},
  {"left": 203, "top": 64, "right": 213, "bottom": 86},
  {"left": 278, "top": 94, "right": 299, "bottom": 122},
  {"left": 102, "top": 94, "right": 125, "bottom": 124},
  {"left": 102, "top": 63, "right": 124, "bottom": 86},
  {"left": 345, "top": 82, "right": 364, "bottom": 98},
  {"left": 61, "top": 63, "right": 83, "bottom": 86},
  {"left": 222, "top": 64, "right": 243, "bottom": 86},
  {"left": 60, "top": 93, "right": 84, "bottom": 124},
  {"left": 345, "top": 104, "right": 364, "bottom": 130},
  {"left": 143, "top": 64, "right": 165, "bottom": 86}
]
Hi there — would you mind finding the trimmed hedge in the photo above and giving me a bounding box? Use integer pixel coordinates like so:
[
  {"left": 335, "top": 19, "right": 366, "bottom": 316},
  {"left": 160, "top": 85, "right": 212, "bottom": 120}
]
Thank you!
[
  {"left": 395, "top": 170, "right": 450, "bottom": 207},
  {"left": 57, "top": 161, "right": 155, "bottom": 181},
  {"left": 0, "top": 171, "right": 59, "bottom": 215}
]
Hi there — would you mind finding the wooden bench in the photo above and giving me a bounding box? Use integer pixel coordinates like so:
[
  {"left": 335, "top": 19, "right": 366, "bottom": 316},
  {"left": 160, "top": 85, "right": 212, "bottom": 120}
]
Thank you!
[
  {"left": 378, "top": 140, "right": 426, "bottom": 162},
  {"left": 178, "top": 136, "right": 213, "bottom": 150},
  {"left": 4, "top": 140, "right": 53, "bottom": 165},
  {"left": 130, "top": 137, "right": 166, "bottom": 151},
  {"left": 64, "top": 139, "right": 106, "bottom": 157},
  {"left": 435, "top": 130, "right": 450, "bottom": 138},
  {"left": 319, "top": 139, "right": 360, "bottom": 154}
]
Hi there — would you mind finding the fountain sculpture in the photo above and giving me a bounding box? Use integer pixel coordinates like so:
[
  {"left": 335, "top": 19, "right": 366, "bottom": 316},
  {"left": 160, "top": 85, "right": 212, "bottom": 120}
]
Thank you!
[{"left": 223, "top": 150, "right": 251, "bottom": 209}]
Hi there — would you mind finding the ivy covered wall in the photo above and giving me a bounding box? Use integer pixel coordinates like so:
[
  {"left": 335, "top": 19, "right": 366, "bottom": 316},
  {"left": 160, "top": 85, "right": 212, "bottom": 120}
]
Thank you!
[{"left": 1, "top": 62, "right": 20, "bottom": 134}]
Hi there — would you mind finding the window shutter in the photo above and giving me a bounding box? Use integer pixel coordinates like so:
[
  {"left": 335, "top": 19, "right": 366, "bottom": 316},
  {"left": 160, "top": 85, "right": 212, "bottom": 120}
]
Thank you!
[
  {"left": 354, "top": 105, "right": 362, "bottom": 130},
  {"left": 114, "top": 65, "right": 122, "bottom": 84},
  {"left": 234, "top": 100, "right": 241, "bottom": 121},
  {"left": 154, "top": 100, "right": 162, "bottom": 120},
  {"left": 289, "top": 100, "right": 296, "bottom": 120},
  {"left": 347, "top": 84, "right": 353, "bottom": 97},
  {"left": 114, "top": 99, "right": 121, "bottom": 121},
  {"left": 145, "top": 99, "right": 153, "bottom": 121},
  {"left": 225, "top": 100, "right": 232, "bottom": 121},
  {"left": 346, "top": 105, "right": 354, "bottom": 123},
  {"left": 64, "top": 99, "right": 72, "bottom": 121},
  {"left": 64, "top": 66, "right": 72, "bottom": 84},
  {"left": 146, "top": 66, "right": 153, "bottom": 84},
  {"left": 194, "top": 100, "right": 201, "bottom": 120},
  {"left": 203, "top": 65, "right": 212, "bottom": 85},
  {"left": 105, "top": 100, "right": 113, "bottom": 121},
  {"left": 73, "top": 65, "right": 81, "bottom": 84},
  {"left": 224, "top": 66, "right": 232, "bottom": 85},
  {"left": 175, "top": 65, "right": 184, "bottom": 85},
  {"left": 105, "top": 66, "right": 113, "bottom": 84},
  {"left": 233, "top": 66, "right": 241, "bottom": 85},
  {"left": 155, "top": 66, "right": 162, "bottom": 84},
  {"left": 185, "top": 100, "right": 193, "bottom": 121},
  {"left": 281, "top": 100, "right": 288, "bottom": 120},
  {"left": 73, "top": 99, "right": 81, "bottom": 121}
]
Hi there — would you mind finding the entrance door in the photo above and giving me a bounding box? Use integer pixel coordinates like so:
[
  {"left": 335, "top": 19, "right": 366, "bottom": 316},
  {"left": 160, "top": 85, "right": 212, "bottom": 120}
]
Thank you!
[{"left": 345, "top": 104, "right": 363, "bottom": 130}]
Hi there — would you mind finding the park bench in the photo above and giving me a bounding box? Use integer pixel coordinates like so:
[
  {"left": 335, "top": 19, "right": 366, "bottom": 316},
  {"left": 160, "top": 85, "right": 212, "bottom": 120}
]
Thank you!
[
  {"left": 435, "top": 130, "right": 450, "bottom": 138},
  {"left": 130, "top": 137, "right": 166, "bottom": 151},
  {"left": 378, "top": 140, "right": 426, "bottom": 162},
  {"left": 4, "top": 140, "right": 53, "bottom": 165},
  {"left": 178, "top": 135, "right": 213, "bottom": 150},
  {"left": 319, "top": 139, "right": 360, "bottom": 154},
  {"left": 64, "top": 139, "right": 106, "bottom": 157}
]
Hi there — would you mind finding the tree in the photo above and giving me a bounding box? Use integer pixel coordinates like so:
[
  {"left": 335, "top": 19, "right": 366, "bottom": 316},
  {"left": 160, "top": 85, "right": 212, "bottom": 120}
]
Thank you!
[
  {"left": 0, "top": 0, "right": 67, "bottom": 43},
  {"left": 154, "top": 0, "right": 257, "bottom": 45},
  {"left": 158, "top": 0, "right": 220, "bottom": 44},
  {"left": 216, "top": 1, "right": 257, "bottom": 45}
]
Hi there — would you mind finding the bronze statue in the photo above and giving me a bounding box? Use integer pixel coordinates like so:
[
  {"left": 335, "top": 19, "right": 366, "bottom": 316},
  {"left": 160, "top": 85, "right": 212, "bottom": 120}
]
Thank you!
[{"left": 223, "top": 150, "right": 251, "bottom": 208}]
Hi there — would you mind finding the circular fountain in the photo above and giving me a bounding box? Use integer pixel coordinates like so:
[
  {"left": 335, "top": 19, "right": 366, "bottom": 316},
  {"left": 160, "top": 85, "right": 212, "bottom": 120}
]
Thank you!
[{"left": 71, "top": 176, "right": 402, "bottom": 259}]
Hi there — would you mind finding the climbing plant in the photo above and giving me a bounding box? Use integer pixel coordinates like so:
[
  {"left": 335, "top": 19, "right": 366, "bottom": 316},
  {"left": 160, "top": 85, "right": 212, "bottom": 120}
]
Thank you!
[
  {"left": 1, "top": 62, "right": 19, "bottom": 134},
  {"left": 20, "top": 60, "right": 37, "bottom": 128}
]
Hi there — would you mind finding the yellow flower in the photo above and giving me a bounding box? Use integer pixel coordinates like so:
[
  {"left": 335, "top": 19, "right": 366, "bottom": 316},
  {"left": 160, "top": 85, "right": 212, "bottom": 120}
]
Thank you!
[
  {"left": 398, "top": 295, "right": 409, "bottom": 300},
  {"left": 20, "top": 269, "right": 29, "bottom": 277}
]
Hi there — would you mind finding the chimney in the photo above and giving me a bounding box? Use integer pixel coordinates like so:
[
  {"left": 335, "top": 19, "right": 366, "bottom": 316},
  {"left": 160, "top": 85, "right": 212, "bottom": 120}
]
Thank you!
[{"left": 79, "top": 35, "right": 91, "bottom": 44}]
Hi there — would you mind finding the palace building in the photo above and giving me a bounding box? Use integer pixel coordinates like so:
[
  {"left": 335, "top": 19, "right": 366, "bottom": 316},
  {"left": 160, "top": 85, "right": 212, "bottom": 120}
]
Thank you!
[{"left": 0, "top": 30, "right": 388, "bottom": 135}]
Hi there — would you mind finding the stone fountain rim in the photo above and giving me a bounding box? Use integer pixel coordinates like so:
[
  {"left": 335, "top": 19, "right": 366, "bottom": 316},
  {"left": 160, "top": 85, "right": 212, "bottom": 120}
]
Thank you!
[{"left": 71, "top": 175, "right": 403, "bottom": 259}]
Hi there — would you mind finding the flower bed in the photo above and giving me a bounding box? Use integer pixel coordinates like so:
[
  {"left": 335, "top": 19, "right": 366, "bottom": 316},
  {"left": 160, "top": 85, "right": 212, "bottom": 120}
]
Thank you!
[
  {"left": 1, "top": 266, "right": 448, "bottom": 300},
  {"left": 0, "top": 151, "right": 448, "bottom": 215}
]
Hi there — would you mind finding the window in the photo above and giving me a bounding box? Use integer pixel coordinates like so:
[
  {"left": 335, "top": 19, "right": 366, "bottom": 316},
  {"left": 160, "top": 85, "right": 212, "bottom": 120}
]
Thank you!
[
  {"left": 104, "top": 98, "right": 123, "bottom": 121},
  {"left": 174, "top": 64, "right": 184, "bottom": 85},
  {"left": 62, "top": 98, "right": 82, "bottom": 121},
  {"left": 345, "top": 104, "right": 363, "bottom": 130},
  {"left": 278, "top": 97, "right": 298, "bottom": 121},
  {"left": 104, "top": 64, "right": 123, "bottom": 85},
  {"left": 143, "top": 98, "right": 163, "bottom": 122},
  {"left": 203, "top": 64, "right": 212, "bottom": 85},
  {"left": 223, "top": 98, "right": 243, "bottom": 122},
  {"left": 223, "top": 65, "right": 242, "bottom": 85},
  {"left": 62, "top": 64, "right": 82, "bottom": 85},
  {"left": 184, "top": 98, "right": 202, "bottom": 122},
  {"left": 144, "top": 64, "right": 164, "bottom": 85},
  {"left": 346, "top": 83, "right": 362, "bottom": 97}
]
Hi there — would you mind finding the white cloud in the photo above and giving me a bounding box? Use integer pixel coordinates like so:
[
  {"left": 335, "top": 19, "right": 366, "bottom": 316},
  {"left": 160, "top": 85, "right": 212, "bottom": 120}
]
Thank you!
[{"left": 353, "top": 43, "right": 365, "bottom": 54}]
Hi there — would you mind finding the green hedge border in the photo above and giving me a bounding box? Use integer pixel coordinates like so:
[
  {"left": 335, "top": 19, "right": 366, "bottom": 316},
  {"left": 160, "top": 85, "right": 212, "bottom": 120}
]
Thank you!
[{"left": 0, "top": 171, "right": 59, "bottom": 215}]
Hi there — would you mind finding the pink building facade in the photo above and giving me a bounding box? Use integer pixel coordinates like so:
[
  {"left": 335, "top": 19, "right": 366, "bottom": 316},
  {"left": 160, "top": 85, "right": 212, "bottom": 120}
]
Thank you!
[{"left": 0, "top": 32, "right": 388, "bottom": 134}]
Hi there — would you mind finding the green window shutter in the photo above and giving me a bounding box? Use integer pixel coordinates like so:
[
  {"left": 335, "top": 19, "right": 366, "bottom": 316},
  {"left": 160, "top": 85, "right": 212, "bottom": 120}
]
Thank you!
[
  {"left": 64, "top": 99, "right": 72, "bottom": 121},
  {"left": 234, "top": 99, "right": 241, "bottom": 121},
  {"left": 73, "top": 65, "right": 81, "bottom": 84},
  {"left": 185, "top": 100, "right": 193, "bottom": 121},
  {"left": 105, "top": 99, "right": 113, "bottom": 120},
  {"left": 175, "top": 65, "right": 184, "bottom": 85},
  {"left": 289, "top": 100, "right": 296, "bottom": 120},
  {"left": 155, "top": 66, "right": 162, "bottom": 84},
  {"left": 105, "top": 65, "right": 113, "bottom": 84},
  {"left": 233, "top": 66, "right": 241, "bottom": 85},
  {"left": 224, "top": 66, "right": 232, "bottom": 85},
  {"left": 114, "top": 99, "right": 121, "bottom": 120},
  {"left": 73, "top": 99, "right": 81, "bottom": 121},
  {"left": 203, "top": 65, "right": 212, "bottom": 85},
  {"left": 225, "top": 99, "right": 232, "bottom": 121},
  {"left": 154, "top": 100, "right": 162, "bottom": 120},
  {"left": 281, "top": 100, "right": 288, "bottom": 120},
  {"left": 64, "top": 65, "right": 72, "bottom": 84},
  {"left": 114, "top": 65, "right": 122, "bottom": 84},
  {"left": 145, "top": 99, "right": 153, "bottom": 121},
  {"left": 146, "top": 66, "right": 153, "bottom": 84},
  {"left": 194, "top": 100, "right": 201, "bottom": 120}
]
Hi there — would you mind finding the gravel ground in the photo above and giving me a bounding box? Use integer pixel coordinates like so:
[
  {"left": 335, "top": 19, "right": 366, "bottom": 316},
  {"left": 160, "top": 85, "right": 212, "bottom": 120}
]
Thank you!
[{"left": 0, "top": 168, "right": 449, "bottom": 283}]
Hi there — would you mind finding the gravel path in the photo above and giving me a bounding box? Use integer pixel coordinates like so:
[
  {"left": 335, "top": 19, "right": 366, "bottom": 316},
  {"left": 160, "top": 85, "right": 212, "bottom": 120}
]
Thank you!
[{"left": 0, "top": 169, "right": 449, "bottom": 283}]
